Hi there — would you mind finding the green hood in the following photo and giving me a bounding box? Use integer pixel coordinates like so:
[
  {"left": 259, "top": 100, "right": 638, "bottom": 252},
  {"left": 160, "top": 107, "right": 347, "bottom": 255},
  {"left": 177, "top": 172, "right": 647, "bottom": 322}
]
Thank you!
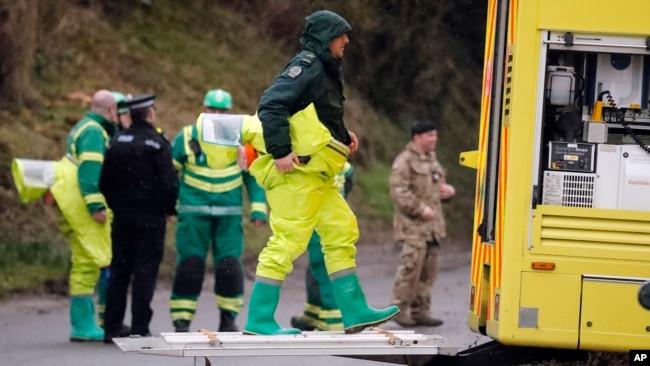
[{"left": 299, "top": 10, "right": 351, "bottom": 53}]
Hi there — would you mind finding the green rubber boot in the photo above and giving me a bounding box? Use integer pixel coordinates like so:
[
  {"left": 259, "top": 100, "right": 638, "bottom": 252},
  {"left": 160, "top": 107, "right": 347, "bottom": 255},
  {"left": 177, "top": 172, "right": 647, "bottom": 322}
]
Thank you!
[
  {"left": 70, "top": 296, "right": 105, "bottom": 342},
  {"left": 243, "top": 281, "right": 301, "bottom": 335},
  {"left": 331, "top": 272, "right": 400, "bottom": 334}
]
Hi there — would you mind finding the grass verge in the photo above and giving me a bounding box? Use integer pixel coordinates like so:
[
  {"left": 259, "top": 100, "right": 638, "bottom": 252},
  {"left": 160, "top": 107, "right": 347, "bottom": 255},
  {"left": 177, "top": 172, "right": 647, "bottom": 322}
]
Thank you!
[{"left": 0, "top": 238, "right": 69, "bottom": 297}]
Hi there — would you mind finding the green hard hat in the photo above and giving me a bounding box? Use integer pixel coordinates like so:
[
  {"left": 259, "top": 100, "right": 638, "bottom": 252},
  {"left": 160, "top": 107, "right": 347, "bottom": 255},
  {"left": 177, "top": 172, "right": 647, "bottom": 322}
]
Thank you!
[
  {"left": 203, "top": 89, "right": 233, "bottom": 110},
  {"left": 111, "top": 91, "right": 131, "bottom": 114}
]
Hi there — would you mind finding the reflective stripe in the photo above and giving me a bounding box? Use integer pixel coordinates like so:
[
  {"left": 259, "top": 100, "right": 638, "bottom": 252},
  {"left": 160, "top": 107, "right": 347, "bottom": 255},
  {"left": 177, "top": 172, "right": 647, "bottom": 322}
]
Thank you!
[
  {"left": 215, "top": 294, "right": 244, "bottom": 313},
  {"left": 177, "top": 205, "right": 243, "bottom": 216},
  {"left": 173, "top": 159, "right": 183, "bottom": 171},
  {"left": 183, "top": 174, "right": 242, "bottom": 193},
  {"left": 170, "top": 311, "right": 194, "bottom": 321},
  {"left": 304, "top": 303, "right": 321, "bottom": 315},
  {"left": 71, "top": 120, "right": 109, "bottom": 161},
  {"left": 327, "top": 139, "right": 350, "bottom": 157},
  {"left": 320, "top": 308, "right": 343, "bottom": 319},
  {"left": 318, "top": 320, "right": 344, "bottom": 331},
  {"left": 73, "top": 120, "right": 107, "bottom": 142},
  {"left": 66, "top": 153, "right": 79, "bottom": 165},
  {"left": 78, "top": 151, "right": 104, "bottom": 163},
  {"left": 182, "top": 126, "right": 197, "bottom": 165},
  {"left": 250, "top": 202, "right": 267, "bottom": 215},
  {"left": 84, "top": 193, "right": 105, "bottom": 205},
  {"left": 186, "top": 163, "right": 241, "bottom": 178},
  {"left": 170, "top": 299, "right": 197, "bottom": 310},
  {"left": 302, "top": 314, "right": 320, "bottom": 325}
]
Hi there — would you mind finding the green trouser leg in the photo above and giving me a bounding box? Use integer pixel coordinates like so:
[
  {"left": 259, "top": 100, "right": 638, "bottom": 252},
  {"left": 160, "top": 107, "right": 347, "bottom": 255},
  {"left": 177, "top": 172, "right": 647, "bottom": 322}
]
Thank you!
[
  {"left": 330, "top": 271, "right": 400, "bottom": 334},
  {"left": 70, "top": 295, "right": 104, "bottom": 342},
  {"left": 215, "top": 256, "right": 244, "bottom": 332},
  {"left": 97, "top": 267, "right": 109, "bottom": 327},
  {"left": 243, "top": 280, "right": 301, "bottom": 335},
  {"left": 292, "top": 233, "right": 326, "bottom": 330},
  {"left": 290, "top": 265, "right": 320, "bottom": 331},
  {"left": 98, "top": 268, "right": 131, "bottom": 335},
  {"left": 305, "top": 233, "right": 343, "bottom": 330}
]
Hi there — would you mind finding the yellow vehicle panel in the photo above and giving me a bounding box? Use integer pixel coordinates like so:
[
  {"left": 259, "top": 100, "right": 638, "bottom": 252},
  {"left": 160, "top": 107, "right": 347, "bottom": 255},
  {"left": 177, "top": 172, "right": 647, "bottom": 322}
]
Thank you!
[
  {"left": 581, "top": 278, "right": 650, "bottom": 351},
  {"left": 465, "top": 0, "right": 650, "bottom": 353}
]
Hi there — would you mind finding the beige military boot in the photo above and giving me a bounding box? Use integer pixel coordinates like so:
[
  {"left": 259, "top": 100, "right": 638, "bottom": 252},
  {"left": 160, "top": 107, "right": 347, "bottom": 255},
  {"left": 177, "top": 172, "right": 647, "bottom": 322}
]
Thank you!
[
  {"left": 411, "top": 313, "right": 443, "bottom": 327},
  {"left": 392, "top": 312, "right": 417, "bottom": 327}
]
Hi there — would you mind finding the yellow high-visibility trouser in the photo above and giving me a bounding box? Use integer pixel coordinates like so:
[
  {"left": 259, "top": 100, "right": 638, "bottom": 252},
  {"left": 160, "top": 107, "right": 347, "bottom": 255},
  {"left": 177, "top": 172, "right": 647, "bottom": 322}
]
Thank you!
[
  {"left": 50, "top": 157, "right": 112, "bottom": 295},
  {"left": 250, "top": 141, "right": 358, "bottom": 281}
]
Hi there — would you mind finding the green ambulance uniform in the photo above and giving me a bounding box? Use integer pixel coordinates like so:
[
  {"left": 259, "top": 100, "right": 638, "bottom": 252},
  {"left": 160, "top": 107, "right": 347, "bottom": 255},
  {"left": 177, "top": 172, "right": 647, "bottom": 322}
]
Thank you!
[
  {"left": 169, "top": 119, "right": 267, "bottom": 331},
  {"left": 54, "top": 111, "right": 115, "bottom": 341}
]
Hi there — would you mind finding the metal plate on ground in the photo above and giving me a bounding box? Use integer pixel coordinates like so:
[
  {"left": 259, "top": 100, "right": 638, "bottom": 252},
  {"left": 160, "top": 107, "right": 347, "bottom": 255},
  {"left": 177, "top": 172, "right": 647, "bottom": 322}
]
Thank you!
[{"left": 113, "top": 328, "right": 457, "bottom": 358}]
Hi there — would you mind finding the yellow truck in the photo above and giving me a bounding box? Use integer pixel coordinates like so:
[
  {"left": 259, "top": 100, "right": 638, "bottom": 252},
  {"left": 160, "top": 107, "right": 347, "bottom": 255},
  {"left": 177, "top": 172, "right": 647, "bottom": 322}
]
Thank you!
[{"left": 461, "top": 0, "right": 650, "bottom": 353}]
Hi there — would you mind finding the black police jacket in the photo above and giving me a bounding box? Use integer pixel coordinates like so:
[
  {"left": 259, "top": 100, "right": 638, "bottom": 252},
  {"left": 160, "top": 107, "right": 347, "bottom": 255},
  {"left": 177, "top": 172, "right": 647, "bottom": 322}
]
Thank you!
[{"left": 99, "top": 119, "right": 178, "bottom": 216}]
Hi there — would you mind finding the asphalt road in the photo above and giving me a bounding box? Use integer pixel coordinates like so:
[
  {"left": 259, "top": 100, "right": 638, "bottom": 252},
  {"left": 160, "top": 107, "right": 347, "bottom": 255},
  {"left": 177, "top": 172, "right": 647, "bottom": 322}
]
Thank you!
[{"left": 0, "top": 242, "right": 491, "bottom": 366}]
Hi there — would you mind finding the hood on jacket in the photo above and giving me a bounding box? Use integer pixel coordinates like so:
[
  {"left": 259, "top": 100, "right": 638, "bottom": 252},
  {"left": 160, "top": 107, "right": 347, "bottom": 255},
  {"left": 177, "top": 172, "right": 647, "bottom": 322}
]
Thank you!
[{"left": 299, "top": 10, "right": 351, "bottom": 53}]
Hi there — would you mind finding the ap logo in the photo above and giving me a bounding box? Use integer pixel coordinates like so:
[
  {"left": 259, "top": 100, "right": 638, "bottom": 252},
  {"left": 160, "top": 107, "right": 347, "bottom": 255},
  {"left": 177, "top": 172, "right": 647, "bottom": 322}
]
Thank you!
[{"left": 631, "top": 350, "right": 650, "bottom": 364}]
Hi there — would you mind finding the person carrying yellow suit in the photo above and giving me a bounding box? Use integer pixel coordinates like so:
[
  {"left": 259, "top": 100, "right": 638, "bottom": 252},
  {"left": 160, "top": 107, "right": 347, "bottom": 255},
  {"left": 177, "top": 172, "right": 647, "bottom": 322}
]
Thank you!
[
  {"left": 58, "top": 89, "right": 120, "bottom": 342},
  {"left": 180, "top": 83, "right": 399, "bottom": 336},
  {"left": 243, "top": 10, "right": 399, "bottom": 335},
  {"left": 12, "top": 89, "right": 119, "bottom": 342}
]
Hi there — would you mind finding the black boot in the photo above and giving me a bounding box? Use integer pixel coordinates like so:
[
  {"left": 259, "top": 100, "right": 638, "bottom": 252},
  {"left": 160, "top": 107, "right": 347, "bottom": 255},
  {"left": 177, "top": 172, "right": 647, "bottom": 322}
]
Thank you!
[
  {"left": 290, "top": 316, "right": 316, "bottom": 331},
  {"left": 173, "top": 319, "right": 190, "bottom": 332},
  {"left": 218, "top": 311, "right": 239, "bottom": 332},
  {"left": 119, "top": 324, "right": 131, "bottom": 337}
]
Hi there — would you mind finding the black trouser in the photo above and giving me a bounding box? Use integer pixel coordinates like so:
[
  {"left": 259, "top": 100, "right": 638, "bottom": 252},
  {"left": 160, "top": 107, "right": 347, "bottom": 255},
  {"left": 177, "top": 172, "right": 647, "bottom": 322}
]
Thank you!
[{"left": 104, "top": 213, "right": 165, "bottom": 337}]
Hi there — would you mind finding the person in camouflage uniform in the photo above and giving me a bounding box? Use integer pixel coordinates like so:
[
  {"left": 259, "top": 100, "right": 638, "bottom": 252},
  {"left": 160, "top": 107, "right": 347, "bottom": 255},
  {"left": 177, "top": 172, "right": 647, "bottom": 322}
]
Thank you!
[{"left": 389, "top": 121, "right": 455, "bottom": 327}]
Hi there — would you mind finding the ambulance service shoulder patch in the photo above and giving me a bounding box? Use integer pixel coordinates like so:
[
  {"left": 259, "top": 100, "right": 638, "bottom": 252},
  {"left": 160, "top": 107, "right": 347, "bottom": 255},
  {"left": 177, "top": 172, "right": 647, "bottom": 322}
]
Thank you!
[{"left": 287, "top": 66, "right": 302, "bottom": 79}]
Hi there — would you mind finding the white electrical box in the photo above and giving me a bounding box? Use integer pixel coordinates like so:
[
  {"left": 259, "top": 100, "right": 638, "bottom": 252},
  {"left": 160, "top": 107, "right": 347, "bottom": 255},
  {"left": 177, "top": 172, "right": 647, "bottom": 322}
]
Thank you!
[
  {"left": 594, "top": 54, "right": 645, "bottom": 108},
  {"left": 583, "top": 121, "right": 607, "bottom": 143},
  {"left": 543, "top": 144, "right": 650, "bottom": 211},
  {"left": 618, "top": 144, "right": 650, "bottom": 210},
  {"left": 592, "top": 144, "right": 621, "bottom": 209}
]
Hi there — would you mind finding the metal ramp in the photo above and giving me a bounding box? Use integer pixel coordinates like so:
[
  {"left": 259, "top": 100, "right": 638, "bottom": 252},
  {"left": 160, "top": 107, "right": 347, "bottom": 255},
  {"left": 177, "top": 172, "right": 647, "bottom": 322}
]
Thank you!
[{"left": 113, "top": 328, "right": 458, "bottom": 365}]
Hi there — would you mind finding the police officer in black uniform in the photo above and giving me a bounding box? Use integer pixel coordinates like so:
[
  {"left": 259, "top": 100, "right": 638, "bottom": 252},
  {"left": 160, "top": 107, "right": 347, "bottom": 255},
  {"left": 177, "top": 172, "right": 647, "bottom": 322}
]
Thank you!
[{"left": 99, "top": 94, "right": 178, "bottom": 343}]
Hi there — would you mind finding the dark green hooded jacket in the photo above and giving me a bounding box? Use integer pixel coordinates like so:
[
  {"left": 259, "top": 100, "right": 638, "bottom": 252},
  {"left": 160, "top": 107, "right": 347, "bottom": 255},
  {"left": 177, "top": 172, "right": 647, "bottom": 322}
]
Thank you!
[{"left": 258, "top": 10, "right": 352, "bottom": 159}]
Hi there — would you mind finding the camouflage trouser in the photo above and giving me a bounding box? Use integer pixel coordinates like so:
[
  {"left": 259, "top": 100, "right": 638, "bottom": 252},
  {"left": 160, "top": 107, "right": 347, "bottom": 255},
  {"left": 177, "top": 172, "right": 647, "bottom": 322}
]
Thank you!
[{"left": 390, "top": 239, "right": 439, "bottom": 317}]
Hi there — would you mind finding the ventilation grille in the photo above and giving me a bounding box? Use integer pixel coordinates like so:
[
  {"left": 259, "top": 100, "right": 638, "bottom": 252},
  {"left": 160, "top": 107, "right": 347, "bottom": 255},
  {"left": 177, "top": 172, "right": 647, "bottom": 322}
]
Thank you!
[{"left": 542, "top": 171, "right": 596, "bottom": 208}]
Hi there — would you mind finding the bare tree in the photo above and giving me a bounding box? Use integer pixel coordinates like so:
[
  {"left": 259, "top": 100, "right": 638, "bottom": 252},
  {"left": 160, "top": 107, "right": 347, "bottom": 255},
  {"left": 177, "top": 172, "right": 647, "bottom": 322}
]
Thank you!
[{"left": 0, "top": 0, "right": 38, "bottom": 111}]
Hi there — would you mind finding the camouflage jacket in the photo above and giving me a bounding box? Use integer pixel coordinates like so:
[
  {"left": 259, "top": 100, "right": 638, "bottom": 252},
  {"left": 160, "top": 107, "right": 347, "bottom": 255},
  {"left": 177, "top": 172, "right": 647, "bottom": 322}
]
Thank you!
[{"left": 389, "top": 141, "right": 447, "bottom": 242}]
